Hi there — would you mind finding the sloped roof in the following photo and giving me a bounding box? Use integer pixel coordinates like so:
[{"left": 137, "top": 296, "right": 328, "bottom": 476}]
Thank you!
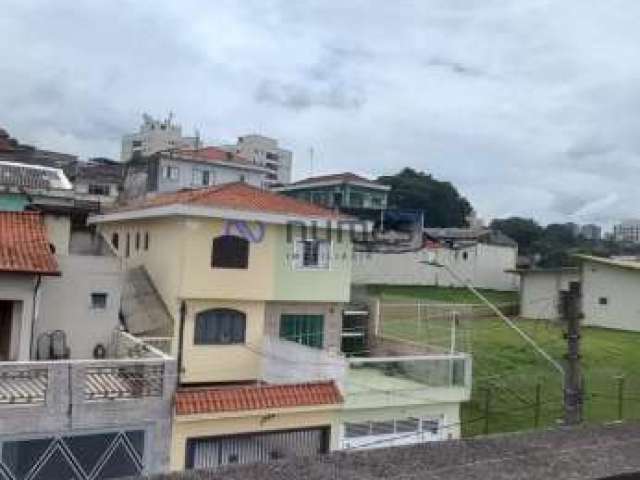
[
  {"left": 0, "top": 212, "right": 59, "bottom": 275},
  {"left": 574, "top": 254, "right": 640, "bottom": 271},
  {"left": 100, "top": 182, "right": 348, "bottom": 220},
  {"left": 175, "top": 381, "right": 343, "bottom": 415},
  {"left": 171, "top": 146, "right": 267, "bottom": 171},
  {"left": 278, "top": 172, "right": 390, "bottom": 190}
]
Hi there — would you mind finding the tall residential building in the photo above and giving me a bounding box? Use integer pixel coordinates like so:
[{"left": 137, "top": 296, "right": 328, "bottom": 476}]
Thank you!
[
  {"left": 614, "top": 220, "right": 640, "bottom": 243},
  {"left": 222, "top": 134, "right": 293, "bottom": 186},
  {"left": 580, "top": 224, "right": 602, "bottom": 241},
  {"left": 121, "top": 114, "right": 198, "bottom": 161}
]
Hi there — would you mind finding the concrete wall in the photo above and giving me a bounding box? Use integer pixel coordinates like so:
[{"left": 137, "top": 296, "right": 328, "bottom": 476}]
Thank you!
[
  {"left": 0, "top": 273, "right": 36, "bottom": 360},
  {"left": 519, "top": 271, "right": 579, "bottom": 320},
  {"left": 352, "top": 243, "right": 518, "bottom": 291},
  {"left": 171, "top": 407, "right": 340, "bottom": 470},
  {"left": 582, "top": 261, "right": 640, "bottom": 331},
  {"left": 37, "top": 254, "right": 123, "bottom": 359},
  {"left": 43, "top": 213, "right": 71, "bottom": 255},
  {"left": 0, "top": 357, "right": 176, "bottom": 474}
]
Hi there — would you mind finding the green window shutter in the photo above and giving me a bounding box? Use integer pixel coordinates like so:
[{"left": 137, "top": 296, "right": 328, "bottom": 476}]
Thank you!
[{"left": 279, "top": 314, "right": 324, "bottom": 349}]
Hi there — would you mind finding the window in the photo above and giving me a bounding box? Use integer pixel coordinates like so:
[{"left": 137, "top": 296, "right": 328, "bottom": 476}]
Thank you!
[
  {"left": 192, "top": 168, "right": 211, "bottom": 186},
  {"left": 462, "top": 251, "right": 468, "bottom": 260},
  {"left": 279, "top": 314, "right": 324, "bottom": 348},
  {"left": 125, "top": 233, "right": 130, "bottom": 257},
  {"left": 144, "top": 232, "right": 149, "bottom": 250},
  {"left": 294, "top": 240, "right": 330, "bottom": 269},
  {"left": 211, "top": 235, "right": 249, "bottom": 269},
  {"left": 350, "top": 192, "right": 364, "bottom": 208},
  {"left": 599, "top": 297, "right": 608, "bottom": 305},
  {"left": 91, "top": 293, "right": 108, "bottom": 309},
  {"left": 239, "top": 174, "right": 246, "bottom": 183},
  {"left": 162, "top": 165, "right": 179, "bottom": 180},
  {"left": 111, "top": 232, "right": 119, "bottom": 250},
  {"left": 88, "top": 184, "right": 110, "bottom": 195},
  {"left": 135, "top": 232, "right": 140, "bottom": 251},
  {"left": 194, "top": 309, "right": 246, "bottom": 345},
  {"left": 345, "top": 422, "right": 370, "bottom": 438}
]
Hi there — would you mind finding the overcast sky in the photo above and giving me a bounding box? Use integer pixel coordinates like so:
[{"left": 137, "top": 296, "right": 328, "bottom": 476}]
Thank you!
[{"left": 2, "top": 0, "right": 639, "bottom": 226}]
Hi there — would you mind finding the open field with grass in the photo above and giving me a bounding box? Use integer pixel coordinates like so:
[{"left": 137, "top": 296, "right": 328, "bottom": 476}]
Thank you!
[
  {"left": 372, "top": 285, "right": 519, "bottom": 305},
  {"left": 376, "top": 285, "right": 640, "bottom": 437}
]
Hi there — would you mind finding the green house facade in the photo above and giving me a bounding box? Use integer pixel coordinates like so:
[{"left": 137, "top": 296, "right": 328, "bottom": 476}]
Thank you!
[{"left": 273, "top": 172, "right": 390, "bottom": 211}]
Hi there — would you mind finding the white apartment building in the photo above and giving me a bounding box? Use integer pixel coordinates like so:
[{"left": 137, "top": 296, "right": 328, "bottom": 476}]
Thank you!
[
  {"left": 614, "top": 219, "right": 640, "bottom": 243},
  {"left": 222, "top": 134, "right": 293, "bottom": 186},
  {"left": 121, "top": 114, "right": 198, "bottom": 161}
]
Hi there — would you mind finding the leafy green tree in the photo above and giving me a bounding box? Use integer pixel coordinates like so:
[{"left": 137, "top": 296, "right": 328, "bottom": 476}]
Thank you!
[
  {"left": 489, "top": 217, "right": 544, "bottom": 255},
  {"left": 377, "top": 168, "right": 472, "bottom": 227}
]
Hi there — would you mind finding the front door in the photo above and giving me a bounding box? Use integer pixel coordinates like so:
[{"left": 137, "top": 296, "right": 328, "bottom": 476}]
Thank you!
[{"left": 0, "top": 301, "right": 13, "bottom": 361}]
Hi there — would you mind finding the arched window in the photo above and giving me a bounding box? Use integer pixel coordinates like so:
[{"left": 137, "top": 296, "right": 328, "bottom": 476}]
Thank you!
[
  {"left": 211, "top": 235, "right": 249, "bottom": 269},
  {"left": 194, "top": 309, "right": 246, "bottom": 345},
  {"left": 111, "top": 232, "right": 119, "bottom": 250}
]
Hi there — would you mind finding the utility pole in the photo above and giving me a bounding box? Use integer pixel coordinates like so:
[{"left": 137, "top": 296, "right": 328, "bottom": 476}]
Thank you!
[{"left": 560, "top": 281, "right": 583, "bottom": 425}]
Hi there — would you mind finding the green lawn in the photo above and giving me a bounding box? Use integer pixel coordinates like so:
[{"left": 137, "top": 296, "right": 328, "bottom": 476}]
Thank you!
[
  {"left": 372, "top": 285, "right": 518, "bottom": 305},
  {"left": 374, "top": 286, "right": 640, "bottom": 436}
]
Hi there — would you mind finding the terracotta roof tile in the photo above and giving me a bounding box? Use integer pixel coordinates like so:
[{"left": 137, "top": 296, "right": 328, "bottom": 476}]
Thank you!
[
  {"left": 111, "top": 182, "right": 349, "bottom": 219},
  {"left": 175, "top": 381, "right": 343, "bottom": 415},
  {"left": 173, "top": 146, "right": 256, "bottom": 166},
  {"left": 0, "top": 212, "right": 59, "bottom": 275},
  {"left": 290, "top": 172, "right": 386, "bottom": 188}
]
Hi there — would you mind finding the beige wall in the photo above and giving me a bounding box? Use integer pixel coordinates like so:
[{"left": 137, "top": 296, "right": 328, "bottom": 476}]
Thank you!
[
  {"left": 171, "top": 407, "right": 339, "bottom": 470},
  {"left": 181, "top": 299, "right": 265, "bottom": 383}
]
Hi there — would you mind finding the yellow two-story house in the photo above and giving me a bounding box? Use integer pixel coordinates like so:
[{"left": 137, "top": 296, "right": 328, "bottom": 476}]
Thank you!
[{"left": 91, "top": 182, "right": 355, "bottom": 470}]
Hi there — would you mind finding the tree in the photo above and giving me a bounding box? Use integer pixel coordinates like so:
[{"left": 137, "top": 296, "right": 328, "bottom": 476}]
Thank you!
[
  {"left": 377, "top": 168, "right": 473, "bottom": 227},
  {"left": 489, "top": 217, "right": 544, "bottom": 256}
]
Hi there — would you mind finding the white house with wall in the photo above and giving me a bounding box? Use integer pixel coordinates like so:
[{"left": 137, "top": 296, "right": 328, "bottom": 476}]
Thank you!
[
  {"left": 352, "top": 240, "right": 519, "bottom": 292},
  {"left": 577, "top": 255, "right": 640, "bottom": 332},
  {"left": 515, "top": 268, "right": 580, "bottom": 320}
]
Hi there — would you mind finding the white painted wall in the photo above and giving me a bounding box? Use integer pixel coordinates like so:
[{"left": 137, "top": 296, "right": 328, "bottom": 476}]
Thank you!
[
  {"left": 157, "top": 157, "right": 266, "bottom": 192},
  {"left": 0, "top": 273, "right": 37, "bottom": 360},
  {"left": 582, "top": 261, "right": 640, "bottom": 331},
  {"left": 352, "top": 243, "right": 519, "bottom": 291},
  {"left": 37, "top": 255, "right": 123, "bottom": 359},
  {"left": 338, "top": 402, "right": 461, "bottom": 450},
  {"left": 519, "top": 271, "right": 579, "bottom": 320}
]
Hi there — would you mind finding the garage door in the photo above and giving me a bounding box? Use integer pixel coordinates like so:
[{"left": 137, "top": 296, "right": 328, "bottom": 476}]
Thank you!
[{"left": 186, "top": 427, "right": 329, "bottom": 470}]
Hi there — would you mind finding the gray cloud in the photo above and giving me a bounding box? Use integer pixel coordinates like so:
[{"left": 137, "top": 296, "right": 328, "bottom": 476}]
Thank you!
[{"left": 2, "top": 0, "right": 640, "bottom": 229}]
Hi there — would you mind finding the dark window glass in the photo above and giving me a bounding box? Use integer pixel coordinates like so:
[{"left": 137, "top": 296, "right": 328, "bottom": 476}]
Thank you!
[
  {"left": 279, "top": 314, "right": 324, "bottom": 348},
  {"left": 111, "top": 232, "right": 119, "bottom": 250},
  {"left": 599, "top": 297, "right": 608, "bottom": 305},
  {"left": 395, "top": 418, "right": 420, "bottom": 433},
  {"left": 194, "top": 309, "right": 246, "bottom": 345},
  {"left": 345, "top": 422, "right": 370, "bottom": 438},
  {"left": 135, "top": 232, "right": 141, "bottom": 250},
  {"left": 125, "top": 233, "right": 130, "bottom": 257},
  {"left": 144, "top": 232, "right": 149, "bottom": 250},
  {"left": 371, "top": 421, "right": 395, "bottom": 435},
  {"left": 211, "top": 235, "right": 249, "bottom": 269},
  {"left": 91, "top": 292, "right": 108, "bottom": 309}
]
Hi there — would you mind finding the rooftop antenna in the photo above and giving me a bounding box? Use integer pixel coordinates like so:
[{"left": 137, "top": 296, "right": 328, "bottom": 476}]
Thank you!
[
  {"left": 309, "top": 147, "right": 315, "bottom": 177},
  {"left": 194, "top": 128, "right": 201, "bottom": 150}
]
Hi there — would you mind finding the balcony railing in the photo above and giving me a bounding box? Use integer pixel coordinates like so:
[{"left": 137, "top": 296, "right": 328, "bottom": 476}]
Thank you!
[
  {"left": 345, "top": 353, "right": 472, "bottom": 408},
  {"left": 0, "top": 331, "right": 175, "bottom": 407}
]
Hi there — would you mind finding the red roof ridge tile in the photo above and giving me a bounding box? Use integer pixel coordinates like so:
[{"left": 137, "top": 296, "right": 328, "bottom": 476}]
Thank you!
[{"left": 175, "top": 381, "right": 343, "bottom": 416}]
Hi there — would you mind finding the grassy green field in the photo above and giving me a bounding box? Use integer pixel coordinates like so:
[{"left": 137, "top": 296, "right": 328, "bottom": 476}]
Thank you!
[
  {"left": 372, "top": 285, "right": 518, "bottom": 305},
  {"left": 376, "top": 285, "right": 640, "bottom": 437}
]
